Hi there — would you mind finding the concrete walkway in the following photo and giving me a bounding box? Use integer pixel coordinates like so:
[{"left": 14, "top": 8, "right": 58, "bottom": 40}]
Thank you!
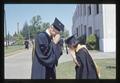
[
  {"left": 5, "top": 48, "right": 116, "bottom": 79},
  {"left": 58, "top": 50, "right": 116, "bottom": 64},
  {"left": 5, "top": 48, "right": 32, "bottom": 79}
]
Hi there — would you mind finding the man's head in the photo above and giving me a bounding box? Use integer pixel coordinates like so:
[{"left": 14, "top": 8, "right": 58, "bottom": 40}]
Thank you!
[
  {"left": 48, "top": 17, "right": 64, "bottom": 37},
  {"left": 65, "top": 35, "right": 79, "bottom": 50},
  {"left": 65, "top": 35, "right": 86, "bottom": 51},
  {"left": 49, "top": 25, "right": 60, "bottom": 37}
]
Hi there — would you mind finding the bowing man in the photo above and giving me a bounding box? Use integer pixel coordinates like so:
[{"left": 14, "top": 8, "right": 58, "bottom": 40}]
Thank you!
[{"left": 65, "top": 35, "right": 100, "bottom": 79}]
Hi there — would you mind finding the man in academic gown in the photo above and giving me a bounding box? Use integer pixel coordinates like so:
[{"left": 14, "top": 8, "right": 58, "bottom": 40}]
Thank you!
[{"left": 31, "top": 17, "right": 64, "bottom": 79}]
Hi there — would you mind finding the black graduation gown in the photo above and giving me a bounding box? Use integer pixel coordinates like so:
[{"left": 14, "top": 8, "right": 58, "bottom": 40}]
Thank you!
[
  {"left": 31, "top": 32, "right": 62, "bottom": 79},
  {"left": 75, "top": 48, "right": 99, "bottom": 79}
]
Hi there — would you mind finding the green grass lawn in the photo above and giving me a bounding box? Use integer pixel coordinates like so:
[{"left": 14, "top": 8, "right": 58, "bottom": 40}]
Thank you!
[
  {"left": 4, "top": 45, "right": 25, "bottom": 54},
  {"left": 56, "top": 59, "right": 116, "bottom": 79}
]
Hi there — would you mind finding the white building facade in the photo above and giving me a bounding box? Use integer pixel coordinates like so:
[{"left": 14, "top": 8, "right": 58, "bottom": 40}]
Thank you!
[{"left": 72, "top": 4, "right": 116, "bottom": 52}]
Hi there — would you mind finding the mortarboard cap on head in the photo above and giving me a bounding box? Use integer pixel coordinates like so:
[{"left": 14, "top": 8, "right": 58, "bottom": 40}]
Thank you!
[
  {"left": 52, "top": 17, "right": 64, "bottom": 31},
  {"left": 65, "top": 35, "right": 79, "bottom": 47}
]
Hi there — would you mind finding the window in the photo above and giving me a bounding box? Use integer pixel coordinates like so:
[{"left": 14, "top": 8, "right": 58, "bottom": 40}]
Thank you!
[
  {"left": 95, "top": 29, "right": 100, "bottom": 38},
  {"left": 76, "top": 28, "right": 78, "bottom": 37},
  {"left": 78, "top": 27, "right": 79, "bottom": 36},
  {"left": 79, "top": 25, "right": 81, "bottom": 36},
  {"left": 81, "top": 24, "right": 83, "bottom": 35},
  {"left": 88, "top": 27, "right": 92, "bottom": 35},
  {"left": 96, "top": 4, "right": 99, "bottom": 14},
  {"left": 78, "top": 5, "right": 80, "bottom": 16},
  {"left": 76, "top": 7, "right": 79, "bottom": 17},
  {"left": 83, "top": 5, "right": 86, "bottom": 16},
  {"left": 80, "top": 5, "right": 82, "bottom": 16},
  {"left": 88, "top": 5, "right": 91, "bottom": 15},
  {"left": 84, "top": 25, "right": 87, "bottom": 35}
]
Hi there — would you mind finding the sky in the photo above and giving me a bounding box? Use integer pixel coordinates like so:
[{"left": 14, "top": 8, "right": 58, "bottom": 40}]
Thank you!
[{"left": 4, "top": 4, "right": 76, "bottom": 36}]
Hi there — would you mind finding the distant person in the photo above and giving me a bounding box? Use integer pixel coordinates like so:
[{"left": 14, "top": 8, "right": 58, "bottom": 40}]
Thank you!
[
  {"left": 65, "top": 35, "right": 100, "bottom": 79},
  {"left": 31, "top": 17, "right": 64, "bottom": 79},
  {"left": 24, "top": 40, "right": 29, "bottom": 49}
]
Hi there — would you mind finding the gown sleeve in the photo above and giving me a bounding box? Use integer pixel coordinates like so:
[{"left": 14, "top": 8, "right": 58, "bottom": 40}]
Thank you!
[{"left": 34, "top": 33, "right": 62, "bottom": 67}]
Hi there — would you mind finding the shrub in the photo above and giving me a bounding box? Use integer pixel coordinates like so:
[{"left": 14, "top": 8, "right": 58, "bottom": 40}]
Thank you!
[{"left": 86, "top": 34, "right": 96, "bottom": 50}]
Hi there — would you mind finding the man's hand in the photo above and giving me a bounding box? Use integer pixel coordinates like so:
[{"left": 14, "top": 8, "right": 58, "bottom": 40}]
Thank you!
[{"left": 52, "top": 34, "right": 60, "bottom": 44}]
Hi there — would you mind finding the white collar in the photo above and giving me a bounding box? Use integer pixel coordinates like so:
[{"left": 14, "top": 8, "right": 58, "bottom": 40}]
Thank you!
[{"left": 46, "top": 29, "right": 51, "bottom": 37}]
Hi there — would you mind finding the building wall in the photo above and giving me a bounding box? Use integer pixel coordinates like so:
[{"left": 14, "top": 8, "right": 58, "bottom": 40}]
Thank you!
[
  {"left": 72, "top": 4, "right": 116, "bottom": 52},
  {"left": 100, "top": 4, "right": 116, "bottom": 52}
]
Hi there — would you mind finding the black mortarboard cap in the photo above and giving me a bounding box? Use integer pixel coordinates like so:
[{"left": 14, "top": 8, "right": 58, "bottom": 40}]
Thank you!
[
  {"left": 65, "top": 35, "right": 79, "bottom": 46},
  {"left": 52, "top": 17, "right": 64, "bottom": 31}
]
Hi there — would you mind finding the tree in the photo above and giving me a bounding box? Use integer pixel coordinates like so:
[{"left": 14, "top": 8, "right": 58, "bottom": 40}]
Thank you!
[
  {"left": 5, "top": 33, "right": 12, "bottom": 41},
  {"left": 30, "top": 15, "right": 42, "bottom": 28},
  {"left": 30, "top": 15, "right": 42, "bottom": 38},
  {"left": 15, "top": 33, "right": 24, "bottom": 45},
  {"left": 21, "top": 22, "right": 29, "bottom": 39},
  {"left": 29, "top": 25, "right": 34, "bottom": 39},
  {"left": 40, "top": 22, "right": 50, "bottom": 32},
  {"left": 60, "top": 29, "right": 69, "bottom": 39},
  {"left": 13, "top": 32, "right": 17, "bottom": 37},
  {"left": 12, "top": 32, "right": 17, "bottom": 41},
  {"left": 12, "top": 32, "right": 24, "bottom": 45}
]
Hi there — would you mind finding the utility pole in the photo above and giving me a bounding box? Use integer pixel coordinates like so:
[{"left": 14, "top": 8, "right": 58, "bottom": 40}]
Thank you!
[
  {"left": 4, "top": 9, "right": 7, "bottom": 47},
  {"left": 8, "top": 32, "right": 9, "bottom": 46},
  {"left": 17, "top": 22, "right": 19, "bottom": 34}
]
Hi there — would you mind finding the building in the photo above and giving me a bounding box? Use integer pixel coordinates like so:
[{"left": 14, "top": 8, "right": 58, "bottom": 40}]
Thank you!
[{"left": 72, "top": 4, "right": 116, "bottom": 52}]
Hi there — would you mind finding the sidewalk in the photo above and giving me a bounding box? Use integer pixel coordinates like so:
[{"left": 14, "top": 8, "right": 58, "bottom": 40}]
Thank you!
[
  {"left": 89, "top": 50, "right": 116, "bottom": 59},
  {"left": 58, "top": 50, "right": 116, "bottom": 64},
  {"left": 5, "top": 47, "right": 116, "bottom": 64}
]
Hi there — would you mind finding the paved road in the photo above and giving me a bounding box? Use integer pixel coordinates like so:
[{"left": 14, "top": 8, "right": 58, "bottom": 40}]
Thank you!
[
  {"left": 5, "top": 48, "right": 32, "bottom": 79},
  {"left": 5, "top": 48, "right": 115, "bottom": 79}
]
